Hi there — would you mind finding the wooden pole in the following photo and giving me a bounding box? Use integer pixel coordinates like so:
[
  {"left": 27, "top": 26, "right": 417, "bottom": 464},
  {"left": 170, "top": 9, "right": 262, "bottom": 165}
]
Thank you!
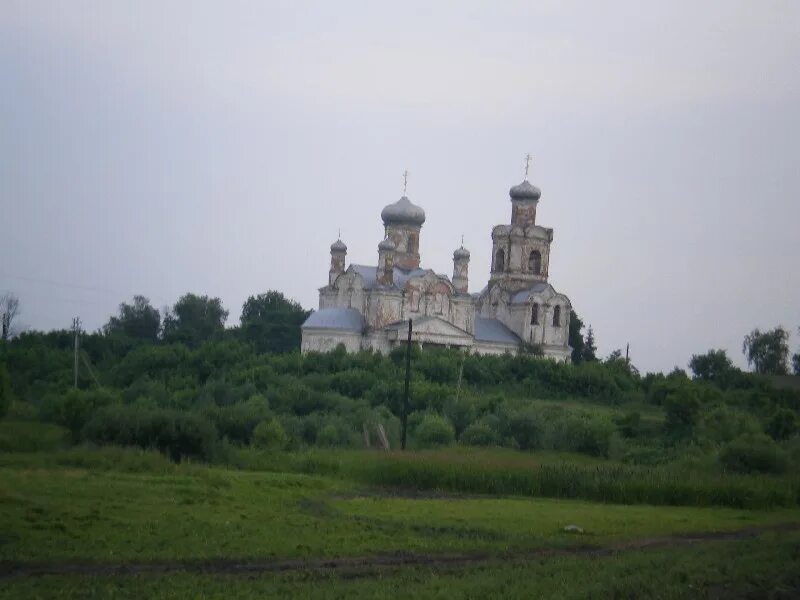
[{"left": 401, "top": 319, "right": 412, "bottom": 450}]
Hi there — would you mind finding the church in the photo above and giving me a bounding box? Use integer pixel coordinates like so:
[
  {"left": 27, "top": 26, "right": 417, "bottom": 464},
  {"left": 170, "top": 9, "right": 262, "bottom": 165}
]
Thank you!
[{"left": 301, "top": 164, "right": 572, "bottom": 361}]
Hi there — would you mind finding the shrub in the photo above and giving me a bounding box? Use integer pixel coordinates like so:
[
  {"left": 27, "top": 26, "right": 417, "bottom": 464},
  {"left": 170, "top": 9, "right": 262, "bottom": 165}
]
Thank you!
[
  {"left": 615, "top": 411, "right": 642, "bottom": 438},
  {"left": 0, "top": 364, "right": 12, "bottom": 418},
  {"left": 202, "top": 395, "right": 271, "bottom": 444},
  {"left": 501, "top": 407, "right": 545, "bottom": 450},
  {"left": 316, "top": 416, "right": 355, "bottom": 447},
  {"left": 766, "top": 408, "right": 798, "bottom": 441},
  {"left": 413, "top": 414, "right": 455, "bottom": 448},
  {"left": 83, "top": 406, "right": 216, "bottom": 461},
  {"left": 545, "top": 412, "right": 615, "bottom": 457},
  {"left": 663, "top": 388, "right": 701, "bottom": 435},
  {"left": 252, "top": 418, "right": 289, "bottom": 450},
  {"left": 330, "top": 369, "right": 376, "bottom": 398},
  {"left": 443, "top": 397, "right": 477, "bottom": 436},
  {"left": 460, "top": 422, "right": 499, "bottom": 446},
  {"left": 719, "top": 434, "right": 789, "bottom": 474},
  {"left": 698, "top": 406, "right": 760, "bottom": 444},
  {"left": 41, "top": 388, "right": 120, "bottom": 441}
]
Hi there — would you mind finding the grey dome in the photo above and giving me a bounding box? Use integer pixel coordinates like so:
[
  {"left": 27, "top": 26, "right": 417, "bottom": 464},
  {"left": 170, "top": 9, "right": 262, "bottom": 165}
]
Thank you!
[
  {"left": 378, "top": 237, "right": 396, "bottom": 251},
  {"left": 381, "top": 196, "right": 426, "bottom": 226},
  {"left": 453, "top": 246, "right": 470, "bottom": 260},
  {"left": 509, "top": 179, "right": 541, "bottom": 201},
  {"left": 330, "top": 239, "right": 347, "bottom": 253}
]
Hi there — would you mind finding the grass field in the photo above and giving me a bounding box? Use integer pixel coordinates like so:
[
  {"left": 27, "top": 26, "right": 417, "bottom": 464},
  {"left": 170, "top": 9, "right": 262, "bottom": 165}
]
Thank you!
[{"left": 1, "top": 428, "right": 799, "bottom": 597}]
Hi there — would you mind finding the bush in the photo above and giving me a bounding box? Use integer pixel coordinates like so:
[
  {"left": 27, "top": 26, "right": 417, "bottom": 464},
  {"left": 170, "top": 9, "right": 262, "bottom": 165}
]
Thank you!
[
  {"left": 252, "top": 418, "right": 289, "bottom": 450},
  {"left": 719, "top": 434, "right": 789, "bottom": 474},
  {"left": 766, "top": 408, "right": 798, "bottom": 441},
  {"left": 545, "top": 411, "right": 615, "bottom": 457},
  {"left": 316, "top": 416, "right": 355, "bottom": 447},
  {"left": 413, "top": 414, "right": 455, "bottom": 448},
  {"left": 41, "top": 388, "right": 120, "bottom": 441},
  {"left": 330, "top": 369, "right": 376, "bottom": 398},
  {"left": 698, "top": 406, "right": 760, "bottom": 444},
  {"left": 615, "top": 411, "right": 642, "bottom": 438},
  {"left": 83, "top": 406, "right": 216, "bottom": 461},
  {"left": 501, "top": 407, "right": 544, "bottom": 450},
  {"left": 0, "top": 363, "right": 12, "bottom": 418},
  {"left": 460, "top": 422, "right": 498, "bottom": 446},
  {"left": 663, "top": 388, "right": 701, "bottom": 435}
]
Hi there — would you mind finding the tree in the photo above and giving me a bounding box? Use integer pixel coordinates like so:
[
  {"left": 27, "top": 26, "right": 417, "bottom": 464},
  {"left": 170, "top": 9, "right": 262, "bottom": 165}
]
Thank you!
[
  {"left": 794, "top": 327, "right": 800, "bottom": 376},
  {"left": 689, "top": 349, "right": 734, "bottom": 382},
  {"left": 239, "top": 291, "right": 310, "bottom": 354},
  {"left": 104, "top": 295, "right": 161, "bottom": 343},
  {"left": 568, "top": 310, "right": 585, "bottom": 364},
  {"left": 0, "top": 363, "right": 12, "bottom": 418},
  {"left": 162, "top": 293, "right": 228, "bottom": 348},
  {"left": 0, "top": 293, "right": 20, "bottom": 341},
  {"left": 742, "top": 327, "right": 790, "bottom": 375},
  {"left": 582, "top": 326, "right": 597, "bottom": 362}
]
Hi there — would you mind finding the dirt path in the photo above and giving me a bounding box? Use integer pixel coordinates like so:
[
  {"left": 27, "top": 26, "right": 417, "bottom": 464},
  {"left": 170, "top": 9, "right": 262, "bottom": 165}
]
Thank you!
[{"left": 2, "top": 523, "right": 798, "bottom": 579}]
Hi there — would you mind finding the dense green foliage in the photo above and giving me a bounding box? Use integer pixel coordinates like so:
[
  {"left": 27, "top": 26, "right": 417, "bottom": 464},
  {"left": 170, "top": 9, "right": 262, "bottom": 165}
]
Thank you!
[
  {"left": 1, "top": 291, "right": 799, "bottom": 490},
  {"left": 0, "top": 363, "right": 11, "bottom": 418}
]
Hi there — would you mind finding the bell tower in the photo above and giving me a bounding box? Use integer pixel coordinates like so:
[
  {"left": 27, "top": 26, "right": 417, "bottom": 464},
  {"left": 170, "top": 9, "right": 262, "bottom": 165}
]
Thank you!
[
  {"left": 380, "top": 171, "right": 426, "bottom": 270},
  {"left": 489, "top": 155, "right": 553, "bottom": 291}
]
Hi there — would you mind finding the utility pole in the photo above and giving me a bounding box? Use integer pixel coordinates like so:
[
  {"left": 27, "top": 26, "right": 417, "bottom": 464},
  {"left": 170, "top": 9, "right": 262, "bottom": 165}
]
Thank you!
[
  {"left": 625, "top": 343, "right": 630, "bottom": 365},
  {"left": 401, "top": 319, "right": 412, "bottom": 450},
  {"left": 72, "top": 317, "right": 81, "bottom": 389}
]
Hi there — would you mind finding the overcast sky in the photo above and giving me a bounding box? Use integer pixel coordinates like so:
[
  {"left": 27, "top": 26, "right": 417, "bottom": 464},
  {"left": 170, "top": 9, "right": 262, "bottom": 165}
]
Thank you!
[{"left": 2, "top": 1, "right": 799, "bottom": 373}]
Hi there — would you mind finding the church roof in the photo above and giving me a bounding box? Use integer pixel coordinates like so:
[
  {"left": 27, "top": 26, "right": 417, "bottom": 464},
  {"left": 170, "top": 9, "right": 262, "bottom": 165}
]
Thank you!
[
  {"left": 381, "top": 196, "right": 426, "bottom": 226},
  {"left": 350, "top": 264, "right": 431, "bottom": 289},
  {"left": 474, "top": 316, "right": 521, "bottom": 345},
  {"left": 302, "top": 308, "right": 365, "bottom": 331},
  {"left": 511, "top": 282, "right": 550, "bottom": 304},
  {"left": 509, "top": 179, "right": 541, "bottom": 201}
]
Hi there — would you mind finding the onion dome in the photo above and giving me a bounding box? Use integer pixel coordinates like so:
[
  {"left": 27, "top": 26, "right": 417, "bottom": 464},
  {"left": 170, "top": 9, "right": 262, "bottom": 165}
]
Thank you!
[
  {"left": 381, "top": 196, "right": 426, "bottom": 226},
  {"left": 330, "top": 239, "right": 347, "bottom": 253},
  {"left": 378, "top": 237, "right": 396, "bottom": 251},
  {"left": 509, "top": 179, "right": 541, "bottom": 201},
  {"left": 453, "top": 246, "right": 470, "bottom": 260}
]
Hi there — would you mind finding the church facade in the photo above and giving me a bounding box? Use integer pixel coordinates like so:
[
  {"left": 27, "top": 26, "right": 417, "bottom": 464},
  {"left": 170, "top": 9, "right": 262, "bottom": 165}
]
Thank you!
[{"left": 301, "top": 171, "right": 572, "bottom": 361}]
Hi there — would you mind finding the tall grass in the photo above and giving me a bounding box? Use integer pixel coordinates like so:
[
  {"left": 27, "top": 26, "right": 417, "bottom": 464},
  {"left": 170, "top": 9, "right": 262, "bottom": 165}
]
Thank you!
[{"left": 339, "top": 450, "right": 799, "bottom": 509}]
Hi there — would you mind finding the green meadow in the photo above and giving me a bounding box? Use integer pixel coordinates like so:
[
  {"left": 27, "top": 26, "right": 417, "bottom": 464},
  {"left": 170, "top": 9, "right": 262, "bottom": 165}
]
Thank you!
[{"left": 2, "top": 314, "right": 800, "bottom": 596}]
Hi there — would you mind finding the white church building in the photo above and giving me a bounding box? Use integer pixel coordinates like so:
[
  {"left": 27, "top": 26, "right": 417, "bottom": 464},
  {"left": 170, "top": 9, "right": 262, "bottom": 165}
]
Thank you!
[{"left": 301, "top": 167, "right": 572, "bottom": 361}]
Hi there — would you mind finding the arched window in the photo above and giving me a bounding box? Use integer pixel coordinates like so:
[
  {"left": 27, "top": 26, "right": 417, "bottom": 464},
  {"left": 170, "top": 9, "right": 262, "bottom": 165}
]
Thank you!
[
  {"left": 530, "top": 302, "right": 539, "bottom": 325},
  {"left": 528, "top": 250, "right": 542, "bottom": 274},
  {"left": 495, "top": 249, "right": 505, "bottom": 272},
  {"left": 552, "top": 305, "right": 561, "bottom": 327}
]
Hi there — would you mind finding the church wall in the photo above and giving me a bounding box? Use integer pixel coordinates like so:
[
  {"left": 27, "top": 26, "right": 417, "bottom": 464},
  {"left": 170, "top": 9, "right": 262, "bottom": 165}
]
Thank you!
[
  {"left": 365, "top": 291, "right": 403, "bottom": 329},
  {"left": 473, "top": 341, "right": 517, "bottom": 356},
  {"left": 302, "top": 329, "right": 363, "bottom": 353},
  {"left": 362, "top": 331, "right": 392, "bottom": 354}
]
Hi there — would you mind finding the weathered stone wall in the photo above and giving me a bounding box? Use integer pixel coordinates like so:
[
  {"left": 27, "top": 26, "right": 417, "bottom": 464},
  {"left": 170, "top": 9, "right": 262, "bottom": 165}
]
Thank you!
[
  {"left": 301, "top": 329, "right": 362, "bottom": 353},
  {"left": 385, "top": 224, "right": 421, "bottom": 269},
  {"left": 364, "top": 290, "right": 403, "bottom": 330}
]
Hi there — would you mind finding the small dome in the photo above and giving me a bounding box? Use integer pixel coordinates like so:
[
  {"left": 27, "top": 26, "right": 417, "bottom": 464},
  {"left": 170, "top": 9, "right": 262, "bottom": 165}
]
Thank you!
[
  {"left": 330, "top": 239, "right": 347, "bottom": 253},
  {"left": 381, "top": 196, "right": 426, "bottom": 226},
  {"left": 453, "top": 246, "right": 470, "bottom": 260},
  {"left": 378, "top": 237, "right": 396, "bottom": 251},
  {"left": 509, "top": 179, "right": 541, "bottom": 201}
]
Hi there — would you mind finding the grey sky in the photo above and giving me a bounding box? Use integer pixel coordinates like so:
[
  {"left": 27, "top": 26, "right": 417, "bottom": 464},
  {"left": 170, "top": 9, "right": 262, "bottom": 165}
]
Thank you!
[{"left": 2, "top": 1, "right": 799, "bottom": 373}]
